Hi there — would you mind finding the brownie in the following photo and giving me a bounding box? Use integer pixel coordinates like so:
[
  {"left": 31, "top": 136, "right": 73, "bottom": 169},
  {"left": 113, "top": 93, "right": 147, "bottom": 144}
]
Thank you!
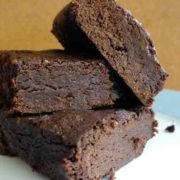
[
  {"left": 0, "top": 108, "right": 156, "bottom": 179},
  {"left": 0, "top": 50, "right": 140, "bottom": 114},
  {"left": 0, "top": 125, "right": 8, "bottom": 155},
  {"left": 52, "top": 0, "right": 168, "bottom": 105}
]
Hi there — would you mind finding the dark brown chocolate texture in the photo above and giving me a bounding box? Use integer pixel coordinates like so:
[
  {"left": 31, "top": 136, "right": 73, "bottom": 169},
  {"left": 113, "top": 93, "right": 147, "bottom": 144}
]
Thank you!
[
  {"left": 0, "top": 108, "right": 156, "bottom": 180},
  {"left": 0, "top": 1, "right": 163, "bottom": 179},
  {"left": 52, "top": 0, "right": 168, "bottom": 106},
  {"left": 0, "top": 50, "right": 140, "bottom": 114},
  {"left": 0, "top": 125, "right": 8, "bottom": 155}
]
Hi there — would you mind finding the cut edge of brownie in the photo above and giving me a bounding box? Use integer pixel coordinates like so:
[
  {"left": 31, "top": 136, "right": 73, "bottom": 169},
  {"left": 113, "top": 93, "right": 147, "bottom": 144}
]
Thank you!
[
  {"left": 0, "top": 124, "right": 10, "bottom": 155},
  {"left": 52, "top": 0, "right": 168, "bottom": 106},
  {"left": 0, "top": 108, "right": 157, "bottom": 179},
  {"left": 0, "top": 52, "right": 16, "bottom": 109},
  {"left": 0, "top": 50, "right": 141, "bottom": 114}
]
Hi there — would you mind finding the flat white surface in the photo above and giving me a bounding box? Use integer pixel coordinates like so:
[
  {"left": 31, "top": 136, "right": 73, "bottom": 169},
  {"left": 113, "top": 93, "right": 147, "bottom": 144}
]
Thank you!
[{"left": 0, "top": 113, "right": 179, "bottom": 180}]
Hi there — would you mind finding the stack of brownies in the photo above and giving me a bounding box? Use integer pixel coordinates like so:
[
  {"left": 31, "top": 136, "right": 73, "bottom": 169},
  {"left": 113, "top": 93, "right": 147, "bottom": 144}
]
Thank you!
[{"left": 0, "top": 0, "right": 168, "bottom": 179}]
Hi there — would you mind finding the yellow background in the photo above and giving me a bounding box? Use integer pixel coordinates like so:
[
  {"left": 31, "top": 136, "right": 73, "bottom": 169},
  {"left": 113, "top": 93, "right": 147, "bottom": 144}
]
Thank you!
[{"left": 0, "top": 0, "right": 179, "bottom": 90}]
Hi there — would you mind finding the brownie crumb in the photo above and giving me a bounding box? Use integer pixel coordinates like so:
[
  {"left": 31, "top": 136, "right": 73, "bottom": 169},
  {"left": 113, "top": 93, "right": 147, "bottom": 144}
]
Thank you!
[{"left": 165, "top": 125, "right": 175, "bottom": 133}]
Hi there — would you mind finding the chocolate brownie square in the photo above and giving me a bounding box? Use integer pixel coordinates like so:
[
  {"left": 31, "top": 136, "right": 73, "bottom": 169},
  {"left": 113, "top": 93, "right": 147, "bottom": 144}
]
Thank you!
[
  {"left": 0, "top": 108, "right": 156, "bottom": 179},
  {"left": 0, "top": 50, "right": 139, "bottom": 114},
  {"left": 52, "top": 0, "right": 168, "bottom": 105}
]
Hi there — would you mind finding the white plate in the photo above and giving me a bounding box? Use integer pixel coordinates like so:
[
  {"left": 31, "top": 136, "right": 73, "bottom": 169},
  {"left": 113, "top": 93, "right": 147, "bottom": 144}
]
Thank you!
[{"left": 0, "top": 90, "right": 179, "bottom": 180}]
